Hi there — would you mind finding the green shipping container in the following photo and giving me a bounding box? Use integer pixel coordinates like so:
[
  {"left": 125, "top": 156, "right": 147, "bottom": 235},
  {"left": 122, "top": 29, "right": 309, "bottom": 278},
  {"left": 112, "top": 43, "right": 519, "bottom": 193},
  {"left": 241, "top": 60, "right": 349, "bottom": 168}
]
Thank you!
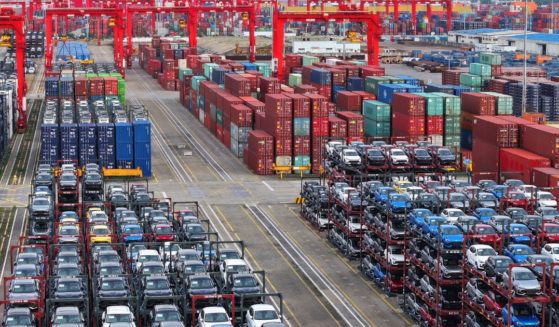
[
  {"left": 362, "top": 100, "right": 391, "bottom": 121},
  {"left": 416, "top": 93, "right": 444, "bottom": 116},
  {"left": 85, "top": 73, "right": 98, "bottom": 79},
  {"left": 255, "top": 63, "right": 271, "bottom": 77},
  {"left": 293, "top": 156, "right": 311, "bottom": 174},
  {"left": 469, "top": 63, "right": 492, "bottom": 77},
  {"left": 289, "top": 73, "right": 302, "bottom": 87},
  {"left": 302, "top": 55, "right": 320, "bottom": 66},
  {"left": 443, "top": 116, "right": 461, "bottom": 134},
  {"left": 293, "top": 117, "right": 310, "bottom": 136},
  {"left": 351, "top": 60, "right": 367, "bottom": 65},
  {"left": 481, "top": 92, "right": 513, "bottom": 115},
  {"left": 480, "top": 52, "right": 502, "bottom": 65},
  {"left": 459, "top": 73, "right": 482, "bottom": 87},
  {"left": 364, "top": 118, "right": 391, "bottom": 137},
  {"left": 97, "top": 73, "right": 110, "bottom": 78},
  {"left": 431, "top": 92, "right": 461, "bottom": 117},
  {"left": 444, "top": 134, "right": 461, "bottom": 150},
  {"left": 203, "top": 63, "right": 219, "bottom": 79},
  {"left": 365, "top": 76, "right": 390, "bottom": 95},
  {"left": 191, "top": 76, "right": 206, "bottom": 92},
  {"left": 179, "top": 67, "right": 193, "bottom": 81}
]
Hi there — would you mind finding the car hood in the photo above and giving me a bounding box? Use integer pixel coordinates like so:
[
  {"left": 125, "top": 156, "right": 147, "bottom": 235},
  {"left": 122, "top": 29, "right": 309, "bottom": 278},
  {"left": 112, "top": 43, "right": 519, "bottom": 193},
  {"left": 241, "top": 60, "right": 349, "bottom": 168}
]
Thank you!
[
  {"left": 55, "top": 291, "right": 84, "bottom": 298},
  {"left": 32, "top": 205, "right": 50, "bottom": 211},
  {"left": 232, "top": 286, "right": 260, "bottom": 294},
  {"left": 8, "top": 292, "right": 38, "bottom": 300},
  {"left": 515, "top": 279, "right": 540, "bottom": 290},
  {"left": 442, "top": 264, "right": 463, "bottom": 273},
  {"left": 190, "top": 288, "right": 217, "bottom": 295},
  {"left": 442, "top": 234, "right": 464, "bottom": 243},
  {"left": 391, "top": 254, "right": 405, "bottom": 262},
  {"left": 144, "top": 289, "right": 172, "bottom": 296}
]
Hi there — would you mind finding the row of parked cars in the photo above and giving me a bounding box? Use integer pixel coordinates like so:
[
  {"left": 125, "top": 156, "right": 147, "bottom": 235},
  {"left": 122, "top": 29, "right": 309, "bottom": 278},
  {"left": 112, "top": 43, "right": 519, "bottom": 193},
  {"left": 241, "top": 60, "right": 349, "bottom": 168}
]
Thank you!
[
  {"left": 17, "top": 162, "right": 286, "bottom": 327},
  {"left": 42, "top": 98, "right": 139, "bottom": 125}
]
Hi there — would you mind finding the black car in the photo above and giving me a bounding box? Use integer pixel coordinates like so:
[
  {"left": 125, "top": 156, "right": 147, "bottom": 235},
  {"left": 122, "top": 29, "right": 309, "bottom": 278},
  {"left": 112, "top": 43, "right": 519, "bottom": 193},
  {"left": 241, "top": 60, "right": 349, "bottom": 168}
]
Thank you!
[
  {"left": 53, "top": 278, "right": 85, "bottom": 299},
  {"left": 98, "top": 277, "right": 129, "bottom": 304},
  {"left": 415, "top": 193, "right": 442, "bottom": 211},
  {"left": 366, "top": 148, "right": 386, "bottom": 166},
  {"left": 147, "top": 304, "right": 183, "bottom": 327},
  {"left": 142, "top": 276, "right": 172, "bottom": 299},
  {"left": 439, "top": 286, "right": 461, "bottom": 309},
  {"left": 413, "top": 148, "right": 433, "bottom": 166},
  {"left": 485, "top": 255, "right": 514, "bottom": 282},
  {"left": 436, "top": 147, "right": 456, "bottom": 165},
  {"left": 184, "top": 274, "right": 217, "bottom": 306}
]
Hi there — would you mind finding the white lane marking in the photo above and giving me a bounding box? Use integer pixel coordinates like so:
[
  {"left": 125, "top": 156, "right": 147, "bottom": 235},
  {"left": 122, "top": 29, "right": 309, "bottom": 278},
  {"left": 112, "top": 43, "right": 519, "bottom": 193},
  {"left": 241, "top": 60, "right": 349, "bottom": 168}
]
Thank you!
[{"left": 262, "top": 181, "right": 275, "bottom": 192}]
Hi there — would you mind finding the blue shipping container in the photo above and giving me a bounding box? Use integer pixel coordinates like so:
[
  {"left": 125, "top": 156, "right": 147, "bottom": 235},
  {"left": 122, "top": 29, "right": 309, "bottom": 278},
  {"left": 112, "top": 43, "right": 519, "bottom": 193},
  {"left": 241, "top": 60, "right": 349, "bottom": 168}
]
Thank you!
[
  {"left": 40, "top": 124, "right": 59, "bottom": 165},
  {"left": 60, "top": 123, "right": 78, "bottom": 161},
  {"left": 115, "top": 122, "right": 134, "bottom": 168},
  {"left": 45, "top": 77, "right": 59, "bottom": 97},
  {"left": 134, "top": 141, "right": 151, "bottom": 160},
  {"left": 424, "top": 83, "right": 454, "bottom": 94},
  {"left": 212, "top": 67, "right": 228, "bottom": 85},
  {"left": 135, "top": 158, "right": 152, "bottom": 177},
  {"left": 346, "top": 77, "right": 364, "bottom": 91},
  {"left": 133, "top": 121, "right": 151, "bottom": 143},
  {"left": 97, "top": 123, "right": 116, "bottom": 169},
  {"left": 59, "top": 76, "right": 75, "bottom": 97},
  {"left": 78, "top": 123, "right": 97, "bottom": 166},
  {"left": 461, "top": 129, "right": 472, "bottom": 150},
  {"left": 310, "top": 68, "right": 332, "bottom": 85}
]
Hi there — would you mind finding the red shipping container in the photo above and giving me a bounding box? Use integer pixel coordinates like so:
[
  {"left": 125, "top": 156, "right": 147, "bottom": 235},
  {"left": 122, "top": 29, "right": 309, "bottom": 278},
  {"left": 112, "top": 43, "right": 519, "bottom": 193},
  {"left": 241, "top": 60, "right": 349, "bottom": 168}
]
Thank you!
[
  {"left": 426, "top": 116, "right": 444, "bottom": 135},
  {"left": 74, "top": 77, "right": 88, "bottom": 96},
  {"left": 262, "top": 116, "right": 292, "bottom": 137},
  {"left": 521, "top": 124, "right": 559, "bottom": 167},
  {"left": 352, "top": 91, "right": 376, "bottom": 101},
  {"left": 216, "top": 125, "right": 224, "bottom": 143},
  {"left": 223, "top": 128, "right": 231, "bottom": 149},
  {"left": 306, "top": 94, "right": 328, "bottom": 118},
  {"left": 89, "top": 77, "right": 104, "bottom": 96},
  {"left": 274, "top": 136, "right": 293, "bottom": 156},
  {"left": 244, "top": 99, "right": 265, "bottom": 114},
  {"left": 461, "top": 92, "right": 496, "bottom": 115},
  {"left": 229, "top": 104, "right": 253, "bottom": 127},
  {"left": 225, "top": 74, "right": 251, "bottom": 97},
  {"left": 360, "top": 65, "right": 385, "bottom": 77},
  {"left": 472, "top": 116, "right": 518, "bottom": 148},
  {"left": 500, "top": 148, "right": 551, "bottom": 184},
  {"left": 336, "top": 91, "right": 361, "bottom": 111},
  {"left": 293, "top": 136, "right": 311, "bottom": 155},
  {"left": 260, "top": 77, "right": 281, "bottom": 99},
  {"left": 335, "top": 112, "right": 364, "bottom": 137},
  {"left": 328, "top": 117, "right": 348, "bottom": 138},
  {"left": 265, "top": 94, "right": 293, "bottom": 118},
  {"left": 531, "top": 167, "right": 559, "bottom": 187},
  {"left": 312, "top": 117, "right": 329, "bottom": 137},
  {"left": 294, "top": 84, "right": 318, "bottom": 95},
  {"left": 391, "top": 94, "right": 425, "bottom": 136},
  {"left": 461, "top": 112, "right": 476, "bottom": 131},
  {"left": 311, "top": 83, "right": 332, "bottom": 99},
  {"left": 391, "top": 93, "right": 426, "bottom": 116},
  {"left": 285, "top": 93, "right": 310, "bottom": 117},
  {"left": 329, "top": 69, "right": 347, "bottom": 86},
  {"left": 472, "top": 141, "right": 500, "bottom": 174}
]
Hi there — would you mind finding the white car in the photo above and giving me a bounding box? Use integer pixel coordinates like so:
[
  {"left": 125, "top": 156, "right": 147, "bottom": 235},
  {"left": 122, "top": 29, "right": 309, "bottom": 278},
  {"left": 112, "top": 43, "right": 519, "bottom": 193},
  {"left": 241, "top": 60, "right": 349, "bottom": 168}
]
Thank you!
[
  {"left": 348, "top": 215, "right": 368, "bottom": 233},
  {"left": 389, "top": 148, "right": 409, "bottom": 165},
  {"left": 101, "top": 305, "right": 136, "bottom": 327},
  {"left": 541, "top": 243, "right": 559, "bottom": 262},
  {"left": 338, "top": 187, "right": 357, "bottom": 202},
  {"left": 384, "top": 245, "right": 405, "bottom": 266},
  {"left": 466, "top": 244, "right": 497, "bottom": 270},
  {"left": 325, "top": 140, "right": 344, "bottom": 157},
  {"left": 341, "top": 148, "right": 362, "bottom": 166},
  {"left": 519, "top": 185, "right": 539, "bottom": 199},
  {"left": 441, "top": 208, "right": 466, "bottom": 223},
  {"left": 135, "top": 249, "right": 162, "bottom": 271},
  {"left": 197, "top": 306, "right": 233, "bottom": 327},
  {"left": 537, "top": 191, "right": 558, "bottom": 208},
  {"left": 245, "top": 304, "right": 281, "bottom": 327}
]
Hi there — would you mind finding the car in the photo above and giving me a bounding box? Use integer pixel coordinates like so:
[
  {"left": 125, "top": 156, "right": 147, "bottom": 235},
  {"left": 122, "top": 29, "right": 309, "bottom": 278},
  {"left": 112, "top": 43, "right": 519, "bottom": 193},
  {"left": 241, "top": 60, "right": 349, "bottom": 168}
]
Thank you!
[
  {"left": 465, "top": 278, "right": 489, "bottom": 303},
  {"left": 387, "top": 193, "right": 412, "bottom": 213},
  {"left": 7, "top": 279, "right": 40, "bottom": 307},
  {"left": 245, "top": 304, "right": 281, "bottom": 327},
  {"left": 384, "top": 245, "right": 405, "bottom": 266},
  {"left": 504, "top": 244, "right": 535, "bottom": 263},
  {"left": 393, "top": 180, "right": 414, "bottom": 194},
  {"left": 541, "top": 243, "right": 559, "bottom": 262},
  {"left": 366, "top": 148, "right": 386, "bottom": 166},
  {"left": 477, "top": 179, "right": 497, "bottom": 191},
  {"left": 408, "top": 209, "right": 433, "bottom": 230},
  {"left": 436, "top": 147, "right": 456, "bottom": 165},
  {"left": 537, "top": 191, "right": 558, "bottom": 208},
  {"left": 98, "top": 277, "right": 130, "bottom": 301},
  {"left": 197, "top": 306, "right": 233, "bottom": 327},
  {"left": 184, "top": 274, "right": 217, "bottom": 301},
  {"left": 142, "top": 276, "right": 172, "bottom": 298},
  {"left": 482, "top": 290, "right": 506, "bottom": 316},
  {"left": 97, "top": 261, "right": 124, "bottom": 276},
  {"left": 501, "top": 304, "right": 540, "bottom": 327},
  {"left": 537, "top": 207, "right": 559, "bottom": 221},
  {"left": 13, "top": 264, "right": 40, "bottom": 278},
  {"left": 476, "top": 192, "right": 498, "bottom": 209},
  {"left": 489, "top": 215, "right": 512, "bottom": 233},
  {"left": 434, "top": 225, "right": 464, "bottom": 249},
  {"left": 503, "top": 267, "right": 541, "bottom": 296},
  {"left": 101, "top": 305, "right": 136, "bottom": 327},
  {"left": 30, "top": 196, "right": 52, "bottom": 217},
  {"left": 473, "top": 208, "right": 497, "bottom": 223},
  {"left": 59, "top": 173, "right": 78, "bottom": 190},
  {"left": 389, "top": 148, "right": 409, "bottom": 165},
  {"left": 519, "top": 185, "right": 539, "bottom": 199},
  {"left": 504, "top": 179, "right": 524, "bottom": 190},
  {"left": 420, "top": 245, "right": 436, "bottom": 267},
  {"left": 415, "top": 193, "right": 442, "bottom": 211},
  {"left": 507, "top": 224, "right": 533, "bottom": 245},
  {"left": 152, "top": 224, "right": 175, "bottom": 242},
  {"left": 470, "top": 224, "right": 501, "bottom": 246},
  {"left": 53, "top": 277, "right": 84, "bottom": 299},
  {"left": 539, "top": 223, "right": 559, "bottom": 243},
  {"left": 440, "top": 208, "right": 465, "bottom": 223},
  {"left": 520, "top": 215, "right": 543, "bottom": 233},
  {"left": 83, "top": 172, "right": 103, "bottom": 190},
  {"left": 526, "top": 255, "right": 553, "bottom": 278},
  {"left": 15, "top": 253, "right": 43, "bottom": 273},
  {"left": 485, "top": 255, "right": 514, "bottom": 281},
  {"left": 412, "top": 147, "right": 433, "bottom": 166},
  {"left": 57, "top": 223, "right": 80, "bottom": 244},
  {"left": 453, "top": 215, "right": 478, "bottom": 234},
  {"left": 506, "top": 207, "right": 529, "bottom": 221},
  {"left": 53, "top": 262, "right": 82, "bottom": 277},
  {"left": 138, "top": 261, "right": 165, "bottom": 275},
  {"left": 51, "top": 306, "right": 85, "bottom": 326},
  {"left": 2, "top": 307, "right": 35, "bottom": 327},
  {"left": 421, "top": 216, "right": 447, "bottom": 236},
  {"left": 147, "top": 304, "right": 183, "bottom": 326},
  {"left": 503, "top": 192, "right": 529, "bottom": 208},
  {"left": 135, "top": 249, "right": 161, "bottom": 271},
  {"left": 419, "top": 275, "right": 436, "bottom": 297},
  {"left": 466, "top": 244, "right": 497, "bottom": 270},
  {"left": 121, "top": 224, "right": 144, "bottom": 243},
  {"left": 340, "top": 148, "right": 362, "bottom": 166},
  {"left": 90, "top": 224, "right": 113, "bottom": 244},
  {"left": 183, "top": 223, "right": 207, "bottom": 242},
  {"left": 437, "top": 255, "right": 463, "bottom": 279}
]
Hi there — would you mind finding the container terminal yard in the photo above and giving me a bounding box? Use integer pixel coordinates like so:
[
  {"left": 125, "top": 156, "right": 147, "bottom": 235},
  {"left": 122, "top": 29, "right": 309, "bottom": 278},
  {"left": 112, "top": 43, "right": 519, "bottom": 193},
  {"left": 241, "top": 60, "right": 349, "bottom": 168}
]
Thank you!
[{"left": 3, "top": 0, "right": 559, "bottom": 326}]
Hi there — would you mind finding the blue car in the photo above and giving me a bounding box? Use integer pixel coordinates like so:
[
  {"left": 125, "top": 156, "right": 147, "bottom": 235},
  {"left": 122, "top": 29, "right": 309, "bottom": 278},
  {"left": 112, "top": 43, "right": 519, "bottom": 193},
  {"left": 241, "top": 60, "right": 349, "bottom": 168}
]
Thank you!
[
  {"left": 504, "top": 244, "right": 535, "bottom": 263},
  {"left": 372, "top": 262, "right": 386, "bottom": 284},
  {"left": 473, "top": 208, "right": 497, "bottom": 223},
  {"left": 507, "top": 224, "right": 533, "bottom": 246},
  {"left": 501, "top": 304, "right": 540, "bottom": 327},
  {"left": 433, "top": 225, "right": 464, "bottom": 249},
  {"left": 408, "top": 209, "right": 433, "bottom": 230},
  {"left": 421, "top": 216, "right": 447, "bottom": 236},
  {"left": 490, "top": 185, "right": 508, "bottom": 201},
  {"left": 388, "top": 193, "right": 412, "bottom": 213},
  {"left": 122, "top": 224, "right": 144, "bottom": 243},
  {"left": 374, "top": 187, "right": 397, "bottom": 206}
]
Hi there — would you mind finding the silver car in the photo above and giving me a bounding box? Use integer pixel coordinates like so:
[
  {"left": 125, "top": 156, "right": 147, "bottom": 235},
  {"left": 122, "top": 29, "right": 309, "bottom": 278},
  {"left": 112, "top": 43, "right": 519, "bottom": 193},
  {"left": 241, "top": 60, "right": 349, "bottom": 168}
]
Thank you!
[{"left": 503, "top": 267, "right": 541, "bottom": 296}]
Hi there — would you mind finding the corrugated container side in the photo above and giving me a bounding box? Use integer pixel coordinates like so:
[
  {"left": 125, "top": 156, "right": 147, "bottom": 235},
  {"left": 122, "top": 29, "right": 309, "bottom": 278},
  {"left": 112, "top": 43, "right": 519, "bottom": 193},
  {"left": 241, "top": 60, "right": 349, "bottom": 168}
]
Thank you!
[{"left": 499, "top": 148, "right": 551, "bottom": 183}]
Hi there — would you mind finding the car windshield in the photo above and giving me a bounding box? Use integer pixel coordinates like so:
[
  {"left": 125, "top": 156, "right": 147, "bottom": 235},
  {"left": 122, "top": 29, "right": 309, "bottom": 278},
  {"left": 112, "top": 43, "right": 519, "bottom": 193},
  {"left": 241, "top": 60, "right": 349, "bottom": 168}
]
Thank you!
[
  {"left": 61, "top": 175, "right": 75, "bottom": 181},
  {"left": 495, "top": 258, "right": 512, "bottom": 268},
  {"left": 390, "top": 247, "right": 403, "bottom": 254},
  {"left": 369, "top": 150, "right": 383, "bottom": 156},
  {"left": 476, "top": 227, "right": 495, "bottom": 235},
  {"left": 93, "top": 227, "right": 109, "bottom": 235},
  {"left": 100, "top": 266, "right": 122, "bottom": 275},
  {"left": 106, "top": 314, "right": 132, "bottom": 323},
  {"left": 139, "top": 254, "right": 159, "bottom": 262},
  {"left": 5, "top": 315, "right": 32, "bottom": 325},
  {"left": 392, "top": 150, "right": 405, "bottom": 156},
  {"left": 414, "top": 210, "right": 432, "bottom": 217},
  {"left": 480, "top": 194, "right": 496, "bottom": 201},
  {"left": 101, "top": 279, "right": 125, "bottom": 290},
  {"left": 15, "top": 267, "right": 36, "bottom": 277},
  {"left": 514, "top": 306, "right": 533, "bottom": 316},
  {"left": 514, "top": 247, "right": 533, "bottom": 255},
  {"left": 155, "top": 226, "right": 173, "bottom": 234},
  {"left": 254, "top": 310, "right": 279, "bottom": 320},
  {"left": 510, "top": 193, "right": 526, "bottom": 199},
  {"left": 143, "top": 265, "right": 164, "bottom": 274},
  {"left": 155, "top": 311, "right": 181, "bottom": 321},
  {"left": 33, "top": 198, "right": 49, "bottom": 206},
  {"left": 124, "top": 226, "right": 142, "bottom": 234},
  {"left": 205, "top": 312, "right": 229, "bottom": 323},
  {"left": 220, "top": 251, "right": 240, "bottom": 261},
  {"left": 478, "top": 248, "right": 497, "bottom": 256},
  {"left": 546, "top": 225, "right": 559, "bottom": 233},
  {"left": 11, "top": 282, "right": 35, "bottom": 293},
  {"left": 439, "top": 149, "right": 452, "bottom": 156},
  {"left": 191, "top": 278, "right": 214, "bottom": 289},
  {"left": 345, "top": 150, "right": 358, "bottom": 156},
  {"left": 185, "top": 264, "right": 205, "bottom": 273},
  {"left": 447, "top": 211, "right": 464, "bottom": 217},
  {"left": 390, "top": 194, "right": 409, "bottom": 201},
  {"left": 58, "top": 255, "right": 79, "bottom": 264},
  {"left": 145, "top": 279, "right": 169, "bottom": 290},
  {"left": 60, "top": 227, "right": 78, "bottom": 235},
  {"left": 58, "top": 281, "right": 81, "bottom": 291},
  {"left": 543, "top": 209, "right": 559, "bottom": 216},
  {"left": 234, "top": 276, "right": 257, "bottom": 287},
  {"left": 58, "top": 267, "right": 79, "bottom": 276},
  {"left": 511, "top": 226, "right": 530, "bottom": 234},
  {"left": 514, "top": 271, "right": 535, "bottom": 280},
  {"left": 415, "top": 149, "right": 429, "bottom": 156},
  {"left": 451, "top": 194, "right": 466, "bottom": 201},
  {"left": 443, "top": 227, "right": 461, "bottom": 235},
  {"left": 55, "top": 314, "right": 82, "bottom": 323},
  {"left": 100, "top": 254, "right": 120, "bottom": 262},
  {"left": 188, "top": 225, "right": 205, "bottom": 233},
  {"left": 17, "top": 256, "right": 38, "bottom": 265}
]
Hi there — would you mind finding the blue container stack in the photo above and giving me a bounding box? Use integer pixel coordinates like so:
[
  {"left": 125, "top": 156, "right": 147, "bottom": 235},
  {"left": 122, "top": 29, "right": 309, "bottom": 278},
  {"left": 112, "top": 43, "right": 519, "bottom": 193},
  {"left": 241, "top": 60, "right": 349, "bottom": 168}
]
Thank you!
[
  {"left": 60, "top": 123, "right": 78, "bottom": 162},
  {"left": 78, "top": 123, "right": 97, "bottom": 166},
  {"left": 59, "top": 77, "right": 74, "bottom": 98},
  {"left": 40, "top": 124, "right": 59, "bottom": 165},
  {"left": 97, "top": 123, "right": 116, "bottom": 169},
  {"left": 346, "top": 77, "right": 364, "bottom": 91},
  {"left": 507, "top": 83, "right": 541, "bottom": 115},
  {"left": 378, "top": 84, "right": 423, "bottom": 104},
  {"left": 332, "top": 85, "right": 346, "bottom": 103},
  {"left": 133, "top": 121, "right": 152, "bottom": 177},
  {"left": 424, "top": 83, "right": 454, "bottom": 94},
  {"left": 211, "top": 67, "right": 229, "bottom": 85},
  {"left": 539, "top": 82, "right": 559, "bottom": 121},
  {"left": 55, "top": 41, "right": 90, "bottom": 61},
  {"left": 115, "top": 122, "right": 134, "bottom": 169},
  {"left": 397, "top": 75, "right": 420, "bottom": 86},
  {"left": 310, "top": 68, "right": 332, "bottom": 85},
  {"left": 45, "top": 77, "right": 59, "bottom": 98},
  {"left": 242, "top": 63, "right": 258, "bottom": 71},
  {"left": 451, "top": 85, "right": 471, "bottom": 96}
]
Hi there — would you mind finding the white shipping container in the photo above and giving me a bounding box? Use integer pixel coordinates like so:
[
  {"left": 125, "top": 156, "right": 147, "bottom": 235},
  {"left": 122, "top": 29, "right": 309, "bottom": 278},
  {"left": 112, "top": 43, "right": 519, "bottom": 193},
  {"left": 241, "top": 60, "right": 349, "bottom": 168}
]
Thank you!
[
  {"left": 198, "top": 108, "right": 205, "bottom": 124},
  {"left": 430, "top": 134, "right": 444, "bottom": 146},
  {"left": 178, "top": 59, "right": 187, "bottom": 69},
  {"left": 326, "top": 58, "right": 342, "bottom": 65}
]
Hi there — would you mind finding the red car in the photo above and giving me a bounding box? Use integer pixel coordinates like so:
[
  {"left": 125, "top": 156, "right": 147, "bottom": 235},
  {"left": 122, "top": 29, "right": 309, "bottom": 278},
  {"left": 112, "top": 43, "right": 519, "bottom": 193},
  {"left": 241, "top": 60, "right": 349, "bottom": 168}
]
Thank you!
[
  {"left": 503, "top": 192, "right": 529, "bottom": 208},
  {"left": 418, "top": 304, "right": 436, "bottom": 326},
  {"left": 540, "top": 223, "right": 559, "bottom": 243},
  {"left": 152, "top": 224, "right": 175, "bottom": 242},
  {"left": 386, "top": 275, "right": 403, "bottom": 292},
  {"left": 472, "top": 224, "right": 501, "bottom": 246},
  {"left": 482, "top": 290, "right": 505, "bottom": 315}
]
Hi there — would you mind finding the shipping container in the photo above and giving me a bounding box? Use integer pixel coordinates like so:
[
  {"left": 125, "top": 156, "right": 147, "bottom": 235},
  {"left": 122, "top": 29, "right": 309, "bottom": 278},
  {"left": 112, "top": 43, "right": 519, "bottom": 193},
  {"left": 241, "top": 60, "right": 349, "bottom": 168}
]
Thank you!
[
  {"left": 461, "top": 92, "right": 496, "bottom": 115},
  {"left": 115, "top": 122, "right": 134, "bottom": 169},
  {"left": 521, "top": 124, "right": 559, "bottom": 167},
  {"left": 500, "top": 148, "right": 551, "bottom": 183}
]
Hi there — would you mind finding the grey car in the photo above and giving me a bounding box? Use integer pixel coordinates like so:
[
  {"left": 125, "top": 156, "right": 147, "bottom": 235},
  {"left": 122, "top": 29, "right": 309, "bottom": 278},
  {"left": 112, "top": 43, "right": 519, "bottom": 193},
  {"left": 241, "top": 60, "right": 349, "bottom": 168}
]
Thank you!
[
  {"left": 503, "top": 267, "right": 542, "bottom": 296},
  {"left": 51, "top": 306, "right": 85, "bottom": 327},
  {"left": 30, "top": 196, "right": 52, "bottom": 216},
  {"left": 3, "top": 307, "right": 35, "bottom": 326},
  {"left": 98, "top": 276, "right": 130, "bottom": 302},
  {"left": 142, "top": 276, "right": 172, "bottom": 297},
  {"left": 54, "top": 278, "right": 85, "bottom": 299},
  {"left": 8, "top": 279, "right": 40, "bottom": 308},
  {"left": 59, "top": 173, "right": 78, "bottom": 190}
]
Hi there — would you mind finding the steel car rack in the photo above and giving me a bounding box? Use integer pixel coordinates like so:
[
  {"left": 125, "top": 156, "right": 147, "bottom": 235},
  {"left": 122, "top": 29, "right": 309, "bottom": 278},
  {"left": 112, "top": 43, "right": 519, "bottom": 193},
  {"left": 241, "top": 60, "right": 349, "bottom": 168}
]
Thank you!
[
  {"left": 190, "top": 294, "right": 236, "bottom": 327},
  {"left": 237, "top": 293, "right": 283, "bottom": 326},
  {"left": 0, "top": 299, "right": 44, "bottom": 327},
  {"left": 45, "top": 297, "right": 91, "bottom": 326}
]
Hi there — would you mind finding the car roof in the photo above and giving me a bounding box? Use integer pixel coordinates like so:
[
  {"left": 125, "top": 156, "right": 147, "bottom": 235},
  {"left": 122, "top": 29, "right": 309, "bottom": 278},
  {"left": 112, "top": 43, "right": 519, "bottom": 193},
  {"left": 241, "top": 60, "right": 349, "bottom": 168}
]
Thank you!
[
  {"left": 6, "top": 307, "right": 31, "bottom": 314},
  {"left": 154, "top": 304, "right": 179, "bottom": 311},
  {"left": 250, "top": 304, "right": 276, "bottom": 311},
  {"left": 224, "top": 259, "right": 247, "bottom": 265},
  {"left": 106, "top": 305, "right": 132, "bottom": 314},
  {"left": 55, "top": 306, "right": 80, "bottom": 314}
]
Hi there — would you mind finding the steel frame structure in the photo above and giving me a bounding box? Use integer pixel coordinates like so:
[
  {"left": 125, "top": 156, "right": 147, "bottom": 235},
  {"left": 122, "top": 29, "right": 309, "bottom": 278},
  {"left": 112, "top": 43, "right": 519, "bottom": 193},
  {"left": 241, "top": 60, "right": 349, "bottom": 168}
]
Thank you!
[
  {"left": 272, "top": 9, "right": 381, "bottom": 81},
  {"left": 125, "top": 4, "right": 256, "bottom": 67},
  {"left": 45, "top": 7, "right": 126, "bottom": 76}
]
